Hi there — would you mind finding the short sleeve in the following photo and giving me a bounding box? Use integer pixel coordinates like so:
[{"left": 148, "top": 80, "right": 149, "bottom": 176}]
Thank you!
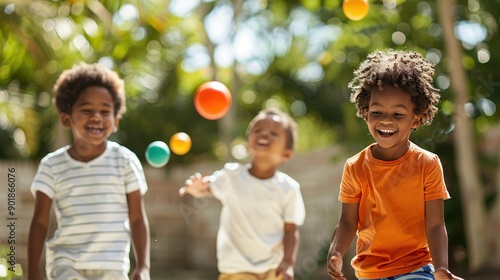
[
  {"left": 339, "top": 161, "right": 362, "bottom": 204},
  {"left": 209, "top": 163, "right": 236, "bottom": 201},
  {"left": 124, "top": 151, "right": 148, "bottom": 195},
  {"left": 424, "top": 155, "right": 450, "bottom": 201},
  {"left": 31, "top": 158, "right": 56, "bottom": 198},
  {"left": 283, "top": 182, "right": 306, "bottom": 226}
]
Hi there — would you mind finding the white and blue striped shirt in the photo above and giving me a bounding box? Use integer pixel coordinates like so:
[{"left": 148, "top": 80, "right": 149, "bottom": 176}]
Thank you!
[{"left": 31, "top": 141, "right": 148, "bottom": 273}]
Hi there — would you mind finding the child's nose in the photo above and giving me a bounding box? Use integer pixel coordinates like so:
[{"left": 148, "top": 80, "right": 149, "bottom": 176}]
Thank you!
[
  {"left": 90, "top": 112, "right": 102, "bottom": 120},
  {"left": 379, "top": 115, "right": 392, "bottom": 124},
  {"left": 258, "top": 129, "right": 272, "bottom": 137}
]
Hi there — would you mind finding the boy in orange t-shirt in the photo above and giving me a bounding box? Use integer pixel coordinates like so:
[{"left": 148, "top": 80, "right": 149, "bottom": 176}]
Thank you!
[{"left": 327, "top": 50, "right": 462, "bottom": 280}]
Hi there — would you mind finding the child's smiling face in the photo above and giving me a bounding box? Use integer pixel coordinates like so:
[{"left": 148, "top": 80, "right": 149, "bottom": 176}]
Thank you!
[
  {"left": 366, "top": 84, "right": 420, "bottom": 160},
  {"left": 61, "top": 86, "right": 119, "bottom": 148},
  {"left": 247, "top": 114, "right": 292, "bottom": 167}
]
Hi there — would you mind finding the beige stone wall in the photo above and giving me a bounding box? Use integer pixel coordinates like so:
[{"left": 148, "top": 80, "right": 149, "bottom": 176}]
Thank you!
[{"left": 0, "top": 146, "right": 348, "bottom": 276}]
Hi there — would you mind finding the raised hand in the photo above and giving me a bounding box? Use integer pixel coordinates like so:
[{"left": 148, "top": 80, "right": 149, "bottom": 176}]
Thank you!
[{"left": 179, "top": 173, "right": 211, "bottom": 197}]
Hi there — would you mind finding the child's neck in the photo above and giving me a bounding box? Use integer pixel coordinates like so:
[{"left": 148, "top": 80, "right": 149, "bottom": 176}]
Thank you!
[
  {"left": 69, "top": 141, "right": 107, "bottom": 162},
  {"left": 371, "top": 141, "right": 410, "bottom": 161},
  {"left": 248, "top": 163, "right": 277, "bottom": 179}
]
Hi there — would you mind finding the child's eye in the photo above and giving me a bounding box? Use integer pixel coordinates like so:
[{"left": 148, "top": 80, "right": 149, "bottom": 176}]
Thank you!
[
  {"left": 394, "top": 112, "right": 404, "bottom": 118},
  {"left": 370, "top": 111, "right": 381, "bottom": 116}
]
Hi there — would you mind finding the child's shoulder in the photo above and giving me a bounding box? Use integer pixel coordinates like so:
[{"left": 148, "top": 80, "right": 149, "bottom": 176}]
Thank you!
[
  {"left": 222, "top": 162, "right": 243, "bottom": 172},
  {"left": 213, "top": 162, "right": 245, "bottom": 177},
  {"left": 275, "top": 170, "right": 300, "bottom": 189},
  {"left": 40, "top": 145, "right": 70, "bottom": 165},
  {"left": 106, "top": 141, "right": 139, "bottom": 159},
  {"left": 408, "top": 142, "right": 440, "bottom": 162},
  {"left": 345, "top": 144, "right": 372, "bottom": 166}
]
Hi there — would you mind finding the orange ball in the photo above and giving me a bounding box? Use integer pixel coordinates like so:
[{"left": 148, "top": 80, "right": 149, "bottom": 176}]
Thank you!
[
  {"left": 169, "top": 132, "right": 192, "bottom": 155},
  {"left": 194, "top": 81, "right": 232, "bottom": 120},
  {"left": 343, "top": 0, "right": 369, "bottom": 21}
]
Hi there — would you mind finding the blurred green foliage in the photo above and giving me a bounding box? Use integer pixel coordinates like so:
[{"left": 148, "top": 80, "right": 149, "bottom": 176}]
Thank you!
[
  {"left": 0, "top": 0, "right": 498, "bottom": 161},
  {"left": 0, "top": 243, "right": 23, "bottom": 279}
]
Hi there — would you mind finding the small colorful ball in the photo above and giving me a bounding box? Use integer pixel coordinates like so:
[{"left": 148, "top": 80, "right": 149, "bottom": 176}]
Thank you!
[
  {"left": 343, "top": 0, "right": 369, "bottom": 21},
  {"left": 145, "top": 141, "right": 170, "bottom": 168},
  {"left": 170, "top": 132, "right": 192, "bottom": 155},
  {"left": 194, "top": 81, "right": 232, "bottom": 120}
]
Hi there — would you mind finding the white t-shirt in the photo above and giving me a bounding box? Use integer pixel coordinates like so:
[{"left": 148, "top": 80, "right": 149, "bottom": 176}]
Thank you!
[
  {"left": 30, "top": 141, "right": 148, "bottom": 273},
  {"left": 210, "top": 163, "right": 306, "bottom": 274}
]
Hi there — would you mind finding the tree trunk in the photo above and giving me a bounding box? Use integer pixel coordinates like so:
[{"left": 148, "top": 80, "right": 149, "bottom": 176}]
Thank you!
[
  {"left": 201, "top": 1, "right": 240, "bottom": 161},
  {"left": 437, "top": 0, "right": 487, "bottom": 271},
  {"left": 219, "top": 0, "right": 245, "bottom": 161}
]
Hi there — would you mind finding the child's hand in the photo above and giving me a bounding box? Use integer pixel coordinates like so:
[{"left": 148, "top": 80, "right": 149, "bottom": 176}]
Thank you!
[
  {"left": 276, "top": 260, "right": 294, "bottom": 280},
  {"left": 179, "top": 173, "right": 211, "bottom": 197},
  {"left": 327, "top": 251, "right": 345, "bottom": 280},
  {"left": 434, "top": 267, "right": 464, "bottom": 280},
  {"left": 131, "top": 267, "right": 150, "bottom": 280}
]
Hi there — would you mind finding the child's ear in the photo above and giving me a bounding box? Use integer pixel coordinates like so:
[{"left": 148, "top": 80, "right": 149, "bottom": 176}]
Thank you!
[
  {"left": 113, "top": 117, "right": 120, "bottom": 133},
  {"left": 411, "top": 117, "right": 421, "bottom": 130},
  {"left": 60, "top": 114, "right": 71, "bottom": 127},
  {"left": 362, "top": 112, "right": 369, "bottom": 121},
  {"left": 283, "top": 149, "right": 294, "bottom": 162}
]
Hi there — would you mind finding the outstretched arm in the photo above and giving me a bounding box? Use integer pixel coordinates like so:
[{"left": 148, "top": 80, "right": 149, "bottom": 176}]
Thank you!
[
  {"left": 179, "top": 172, "right": 213, "bottom": 197},
  {"left": 327, "top": 203, "right": 359, "bottom": 280},
  {"left": 425, "top": 199, "right": 463, "bottom": 280},
  {"left": 27, "top": 191, "right": 52, "bottom": 280},
  {"left": 128, "top": 190, "right": 151, "bottom": 280},
  {"left": 276, "top": 223, "right": 299, "bottom": 280}
]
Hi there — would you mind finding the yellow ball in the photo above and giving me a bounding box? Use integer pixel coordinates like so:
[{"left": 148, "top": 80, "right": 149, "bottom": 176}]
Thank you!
[
  {"left": 343, "top": 0, "right": 369, "bottom": 21},
  {"left": 169, "top": 132, "right": 192, "bottom": 155}
]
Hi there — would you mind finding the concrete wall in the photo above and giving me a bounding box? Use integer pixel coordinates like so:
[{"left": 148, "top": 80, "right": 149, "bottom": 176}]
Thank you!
[{"left": 0, "top": 145, "right": 349, "bottom": 278}]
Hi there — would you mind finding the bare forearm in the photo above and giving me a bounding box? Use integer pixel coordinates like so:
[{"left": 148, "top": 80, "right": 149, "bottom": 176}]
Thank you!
[
  {"left": 427, "top": 223, "right": 449, "bottom": 269},
  {"left": 28, "top": 191, "right": 52, "bottom": 280},
  {"left": 328, "top": 203, "right": 359, "bottom": 260},
  {"left": 328, "top": 221, "right": 357, "bottom": 259},
  {"left": 27, "top": 221, "right": 47, "bottom": 279},
  {"left": 283, "top": 227, "right": 299, "bottom": 265},
  {"left": 131, "top": 217, "right": 151, "bottom": 270}
]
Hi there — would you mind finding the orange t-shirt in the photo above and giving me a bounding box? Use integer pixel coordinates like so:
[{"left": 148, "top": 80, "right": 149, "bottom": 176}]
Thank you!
[{"left": 339, "top": 142, "right": 450, "bottom": 279}]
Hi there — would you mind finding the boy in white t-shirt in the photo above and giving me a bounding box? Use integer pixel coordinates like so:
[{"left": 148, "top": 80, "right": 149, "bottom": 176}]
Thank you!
[
  {"left": 28, "top": 63, "right": 150, "bottom": 280},
  {"left": 180, "top": 108, "right": 306, "bottom": 280}
]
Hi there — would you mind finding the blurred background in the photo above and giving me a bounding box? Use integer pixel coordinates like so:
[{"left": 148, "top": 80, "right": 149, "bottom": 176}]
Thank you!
[{"left": 0, "top": 0, "right": 499, "bottom": 279}]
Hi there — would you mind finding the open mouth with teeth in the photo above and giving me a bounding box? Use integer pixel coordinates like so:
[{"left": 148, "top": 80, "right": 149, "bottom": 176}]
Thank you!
[
  {"left": 378, "top": 129, "right": 396, "bottom": 136},
  {"left": 86, "top": 125, "right": 105, "bottom": 134},
  {"left": 256, "top": 138, "right": 270, "bottom": 147}
]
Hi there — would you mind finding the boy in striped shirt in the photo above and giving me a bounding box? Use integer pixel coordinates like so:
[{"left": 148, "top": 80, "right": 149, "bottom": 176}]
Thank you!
[{"left": 28, "top": 63, "right": 150, "bottom": 280}]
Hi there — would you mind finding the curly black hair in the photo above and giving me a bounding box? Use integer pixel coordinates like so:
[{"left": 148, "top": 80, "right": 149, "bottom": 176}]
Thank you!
[
  {"left": 53, "top": 63, "right": 126, "bottom": 118},
  {"left": 348, "top": 49, "right": 441, "bottom": 127},
  {"left": 246, "top": 108, "right": 298, "bottom": 151}
]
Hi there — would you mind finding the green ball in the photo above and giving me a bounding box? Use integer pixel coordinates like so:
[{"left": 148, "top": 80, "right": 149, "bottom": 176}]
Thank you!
[{"left": 145, "top": 141, "right": 170, "bottom": 168}]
